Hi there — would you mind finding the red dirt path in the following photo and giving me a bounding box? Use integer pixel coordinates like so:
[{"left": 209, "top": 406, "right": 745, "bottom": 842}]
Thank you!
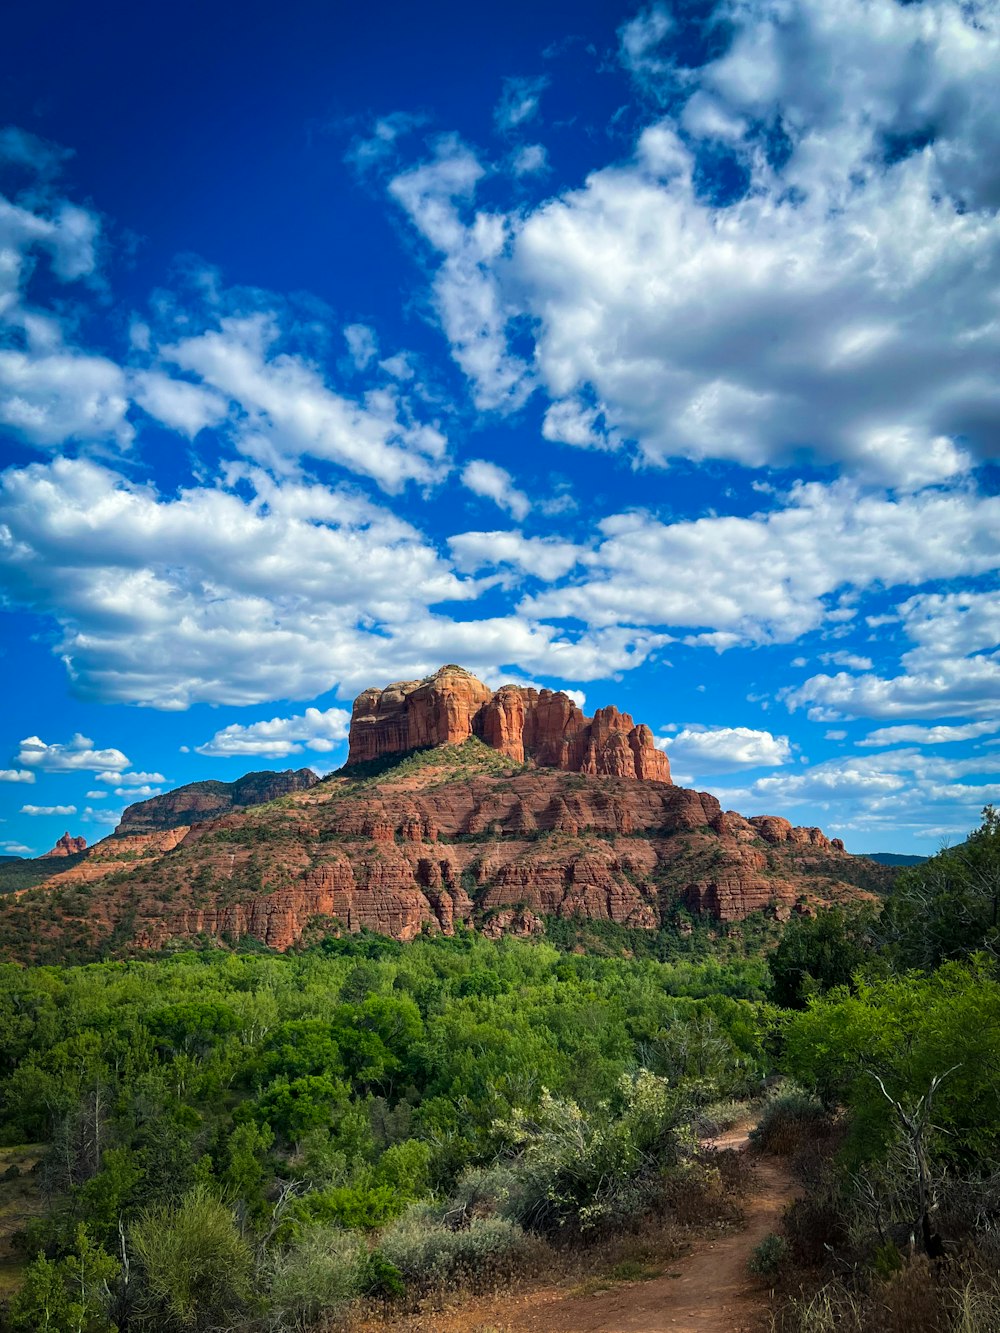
[{"left": 357, "top": 1127, "right": 798, "bottom": 1333}]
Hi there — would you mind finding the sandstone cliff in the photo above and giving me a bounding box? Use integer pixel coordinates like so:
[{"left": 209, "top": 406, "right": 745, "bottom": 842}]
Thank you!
[
  {"left": 347, "top": 665, "right": 671, "bottom": 782},
  {"left": 41, "top": 832, "right": 87, "bottom": 858},
  {"left": 4, "top": 740, "right": 884, "bottom": 962}
]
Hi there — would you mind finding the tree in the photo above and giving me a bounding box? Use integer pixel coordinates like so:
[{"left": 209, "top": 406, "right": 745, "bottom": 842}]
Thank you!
[
  {"left": 882, "top": 807, "right": 1000, "bottom": 969},
  {"left": 9, "top": 1224, "right": 119, "bottom": 1333},
  {"left": 769, "top": 906, "right": 878, "bottom": 1008}
]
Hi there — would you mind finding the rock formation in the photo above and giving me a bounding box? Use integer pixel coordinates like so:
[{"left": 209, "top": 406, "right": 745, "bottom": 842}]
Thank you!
[
  {"left": 0, "top": 667, "right": 893, "bottom": 963},
  {"left": 117, "top": 769, "right": 319, "bottom": 835},
  {"left": 41, "top": 832, "right": 87, "bottom": 858},
  {"left": 347, "top": 665, "right": 671, "bottom": 782}
]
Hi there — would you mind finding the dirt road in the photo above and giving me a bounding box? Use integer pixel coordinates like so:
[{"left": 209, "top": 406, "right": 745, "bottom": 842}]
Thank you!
[{"left": 358, "top": 1128, "right": 798, "bottom": 1333}]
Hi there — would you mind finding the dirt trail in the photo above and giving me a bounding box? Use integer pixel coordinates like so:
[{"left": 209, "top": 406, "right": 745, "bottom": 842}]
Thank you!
[{"left": 359, "top": 1128, "right": 798, "bottom": 1333}]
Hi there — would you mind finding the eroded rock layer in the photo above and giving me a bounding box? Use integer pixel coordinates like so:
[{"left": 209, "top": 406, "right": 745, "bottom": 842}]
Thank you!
[
  {"left": 347, "top": 665, "right": 671, "bottom": 782},
  {"left": 4, "top": 746, "right": 885, "bottom": 962}
]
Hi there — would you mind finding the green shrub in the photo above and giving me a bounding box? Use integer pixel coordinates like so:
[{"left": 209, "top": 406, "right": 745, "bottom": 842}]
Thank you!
[
  {"left": 267, "top": 1225, "right": 366, "bottom": 1324},
  {"left": 130, "top": 1185, "right": 253, "bottom": 1328},
  {"left": 750, "top": 1089, "right": 827, "bottom": 1155},
  {"left": 748, "top": 1231, "right": 789, "bottom": 1281},
  {"left": 378, "top": 1204, "right": 528, "bottom": 1290}
]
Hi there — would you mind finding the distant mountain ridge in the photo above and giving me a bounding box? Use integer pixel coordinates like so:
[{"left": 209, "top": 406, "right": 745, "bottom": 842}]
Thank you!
[{"left": 861, "top": 852, "right": 929, "bottom": 866}]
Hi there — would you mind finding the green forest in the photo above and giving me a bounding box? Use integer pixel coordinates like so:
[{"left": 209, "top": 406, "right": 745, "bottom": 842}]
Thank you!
[{"left": 0, "top": 810, "right": 998, "bottom": 1331}]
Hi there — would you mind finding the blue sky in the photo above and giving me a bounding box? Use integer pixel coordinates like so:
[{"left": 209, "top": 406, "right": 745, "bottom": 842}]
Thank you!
[{"left": 1, "top": 0, "right": 998, "bottom": 858}]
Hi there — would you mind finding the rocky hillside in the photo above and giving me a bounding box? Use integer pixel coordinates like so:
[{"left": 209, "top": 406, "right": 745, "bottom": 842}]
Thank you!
[
  {"left": 0, "top": 668, "right": 890, "bottom": 962},
  {"left": 115, "top": 768, "right": 320, "bottom": 834}
]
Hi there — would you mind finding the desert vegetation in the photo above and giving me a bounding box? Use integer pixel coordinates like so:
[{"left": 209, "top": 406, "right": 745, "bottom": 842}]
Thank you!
[{"left": 0, "top": 809, "right": 996, "bottom": 1331}]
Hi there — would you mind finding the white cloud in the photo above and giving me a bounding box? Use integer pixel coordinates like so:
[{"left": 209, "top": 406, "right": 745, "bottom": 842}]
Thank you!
[
  {"left": 16, "top": 734, "right": 130, "bottom": 773},
  {"left": 85, "top": 790, "right": 108, "bottom": 799},
  {"left": 494, "top": 76, "right": 547, "bottom": 131},
  {"left": 388, "top": 139, "right": 532, "bottom": 411},
  {"left": 661, "top": 725, "right": 792, "bottom": 773},
  {"left": 521, "top": 482, "right": 1000, "bottom": 646},
  {"left": 460, "top": 460, "right": 531, "bottom": 521},
  {"left": 710, "top": 744, "right": 1000, "bottom": 846},
  {"left": 392, "top": 0, "right": 1000, "bottom": 488},
  {"left": 820, "top": 651, "right": 873, "bottom": 671},
  {"left": 858, "top": 720, "right": 1000, "bottom": 747},
  {"left": 787, "top": 590, "right": 1000, "bottom": 720},
  {"left": 0, "top": 454, "right": 662, "bottom": 706},
  {"left": 95, "top": 770, "right": 167, "bottom": 786},
  {"left": 82, "top": 807, "right": 123, "bottom": 827},
  {"left": 343, "top": 324, "right": 378, "bottom": 370},
  {"left": 0, "top": 841, "right": 33, "bottom": 856},
  {"left": 196, "top": 706, "right": 351, "bottom": 758},
  {"left": 0, "top": 186, "right": 133, "bottom": 453},
  {"left": 619, "top": 5, "right": 675, "bottom": 88},
  {"left": 113, "top": 786, "right": 161, "bottom": 798},
  {"left": 449, "top": 530, "right": 584, "bottom": 583},
  {"left": 161, "top": 312, "right": 447, "bottom": 492},
  {"left": 0, "top": 770, "right": 35, "bottom": 784},
  {"left": 130, "top": 370, "right": 227, "bottom": 438},
  {"left": 511, "top": 145, "right": 548, "bottom": 177},
  {"left": 21, "top": 804, "right": 76, "bottom": 816}
]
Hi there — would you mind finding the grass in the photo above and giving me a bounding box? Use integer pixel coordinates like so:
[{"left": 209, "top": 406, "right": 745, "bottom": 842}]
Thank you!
[{"left": 330, "top": 739, "right": 529, "bottom": 790}]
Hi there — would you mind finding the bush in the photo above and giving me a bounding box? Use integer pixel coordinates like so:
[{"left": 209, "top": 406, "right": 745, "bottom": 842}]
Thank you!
[
  {"left": 750, "top": 1089, "right": 827, "bottom": 1156},
  {"left": 493, "top": 1069, "right": 688, "bottom": 1233},
  {"left": 130, "top": 1186, "right": 253, "bottom": 1329},
  {"left": 267, "top": 1225, "right": 367, "bottom": 1325},
  {"left": 748, "top": 1231, "right": 789, "bottom": 1282},
  {"left": 378, "top": 1204, "right": 529, "bottom": 1290}
]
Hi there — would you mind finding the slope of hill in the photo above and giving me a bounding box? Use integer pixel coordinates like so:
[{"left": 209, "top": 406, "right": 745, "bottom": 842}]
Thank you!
[
  {"left": 861, "top": 852, "right": 929, "bottom": 866},
  {"left": 0, "top": 666, "right": 893, "bottom": 963}
]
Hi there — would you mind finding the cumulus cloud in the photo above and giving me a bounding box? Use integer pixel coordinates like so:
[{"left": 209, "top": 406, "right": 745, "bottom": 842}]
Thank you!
[
  {"left": 392, "top": 0, "right": 1000, "bottom": 488},
  {"left": 661, "top": 725, "right": 792, "bottom": 773},
  {"left": 821, "top": 652, "right": 873, "bottom": 671},
  {"left": 0, "top": 840, "right": 33, "bottom": 856},
  {"left": 388, "top": 139, "right": 532, "bottom": 410},
  {"left": 0, "top": 454, "right": 664, "bottom": 706},
  {"left": 113, "top": 786, "right": 160, "bottom": 798},
  {"left": 196, "top": 706, "right": 352, "bottom": 758},
  {"left": 787, "top": 590, "right": 1000, "bottom": 720},
  {"left": 521, "top": 482, "right": 1000, "bottom": 645},
  {"left": 857, "top": 720, "right": 1000, "bottom": 748},
  {"left": 460, "top": 460, "right": 531, "bottom": 520},
  {"left": 160, "top": 312, "right": 447, "bottom": 492},
  {"left": 510, "top": 144, "right": 548, "bottom": 176},
  {"left": 0, "top": 180, "right": 133, "bottom": 452},
  {"left": 82, "top": 806, "right": 123, "bottom": 827},
  {"left": 130, "top": 370, "right": 227, "bottom": 439},
  {"left": 0, "top": 770, "right": 35, "bottom": 784},
  {"left": 16, "top": 734, "right": 130, "bottom": 773},
  {"left": 712, "top": 743, "right": 1000, "bottom": 844},
  {"left": 21, "top": 804, "right": 76, "bottom": 816},
  {"left": 449, "top": 530, "right": 584, "bottom": 583},
  {"left": 95, "top": 771, "right": 166, "bottom": 786}
]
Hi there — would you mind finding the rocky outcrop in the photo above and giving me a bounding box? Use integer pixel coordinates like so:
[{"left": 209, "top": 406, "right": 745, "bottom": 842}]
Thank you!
[
  {"left": 3, "top": 753, "right": 879, "bottom": 964},
  {"left": 116, "top": 769, "right": 319, "bottom": 835},
  {"left": 347, "top": 666, "right": 671, "bottom": 782},
  {"left": 41, "top": 832, "right": 87, "bottom": 858}
]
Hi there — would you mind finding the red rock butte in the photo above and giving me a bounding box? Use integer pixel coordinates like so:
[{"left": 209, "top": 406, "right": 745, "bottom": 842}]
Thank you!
[
  {"left": 41, "top": 832, "right": 87, "bottom": 858},
  {"left": 347, "top": 665, "right": 672, "bottom": 783}
]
